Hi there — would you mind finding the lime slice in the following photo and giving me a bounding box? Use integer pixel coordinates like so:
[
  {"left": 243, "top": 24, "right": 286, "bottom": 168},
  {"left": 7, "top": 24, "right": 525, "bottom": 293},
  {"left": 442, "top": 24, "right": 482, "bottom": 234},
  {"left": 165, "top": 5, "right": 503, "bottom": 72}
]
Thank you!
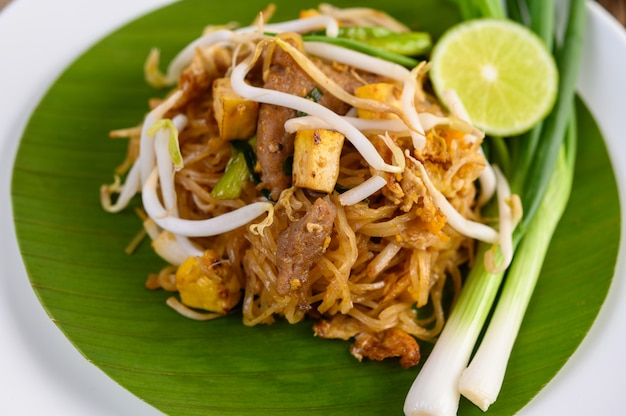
[{"left": 429, "top": 18, "right": 558, "bottom": 136}]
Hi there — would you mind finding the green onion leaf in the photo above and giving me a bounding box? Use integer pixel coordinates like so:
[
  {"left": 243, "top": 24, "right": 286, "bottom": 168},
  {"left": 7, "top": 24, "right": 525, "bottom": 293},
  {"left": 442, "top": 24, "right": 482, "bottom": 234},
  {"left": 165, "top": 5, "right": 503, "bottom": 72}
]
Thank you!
[{"left": 211, "top": 140, "right": 253, "bottom": 199}]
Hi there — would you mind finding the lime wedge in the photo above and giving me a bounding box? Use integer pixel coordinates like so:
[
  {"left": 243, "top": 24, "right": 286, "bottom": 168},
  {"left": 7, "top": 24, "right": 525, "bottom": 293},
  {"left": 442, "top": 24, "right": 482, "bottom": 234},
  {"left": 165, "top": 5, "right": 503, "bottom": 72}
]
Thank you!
[{"left": 429, "top": 19, "right": 558, "bottom": 136}]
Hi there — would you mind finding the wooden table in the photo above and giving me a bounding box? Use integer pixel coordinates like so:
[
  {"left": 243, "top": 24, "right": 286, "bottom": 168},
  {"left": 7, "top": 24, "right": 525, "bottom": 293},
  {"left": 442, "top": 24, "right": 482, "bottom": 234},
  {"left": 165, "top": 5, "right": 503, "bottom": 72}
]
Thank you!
[{"left": 598, "top": 0, "right": 626, "bottom": 24}]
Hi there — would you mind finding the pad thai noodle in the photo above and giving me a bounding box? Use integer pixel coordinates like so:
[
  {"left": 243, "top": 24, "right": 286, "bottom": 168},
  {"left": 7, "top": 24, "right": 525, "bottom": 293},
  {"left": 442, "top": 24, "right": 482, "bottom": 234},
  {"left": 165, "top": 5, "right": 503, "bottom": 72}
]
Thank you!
[{"left": 101, "top": 4, "right": 517, "bottom": 368}]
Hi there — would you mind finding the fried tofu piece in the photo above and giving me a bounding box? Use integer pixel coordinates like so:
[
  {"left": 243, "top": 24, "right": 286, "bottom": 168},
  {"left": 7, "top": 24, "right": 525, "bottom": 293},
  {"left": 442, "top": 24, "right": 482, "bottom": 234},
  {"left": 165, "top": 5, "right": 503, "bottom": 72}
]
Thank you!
[
  {"left": 292, "top": 128, "right": 344, "bottom": 193},
  {"left": 354, "top": 82, "right": 401, "bottom": 119},
  {"left": 212, "top": 77, "right": 258, "bottom": 140}
]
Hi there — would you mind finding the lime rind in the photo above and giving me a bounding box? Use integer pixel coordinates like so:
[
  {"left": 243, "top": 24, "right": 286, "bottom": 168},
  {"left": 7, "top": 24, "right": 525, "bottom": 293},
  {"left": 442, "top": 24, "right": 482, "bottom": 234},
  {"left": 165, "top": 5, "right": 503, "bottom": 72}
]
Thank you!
[{"left": 429, "top": 18, "right": 558, "bottom": 137}]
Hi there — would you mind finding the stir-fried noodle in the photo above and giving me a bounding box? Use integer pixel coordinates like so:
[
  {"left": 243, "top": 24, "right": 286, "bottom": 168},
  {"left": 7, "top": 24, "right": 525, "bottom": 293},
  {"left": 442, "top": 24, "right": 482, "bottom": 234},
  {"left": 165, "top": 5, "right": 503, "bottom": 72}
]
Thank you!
[{"left": 101, "top": 5, "right": 515, "bottom": 367}]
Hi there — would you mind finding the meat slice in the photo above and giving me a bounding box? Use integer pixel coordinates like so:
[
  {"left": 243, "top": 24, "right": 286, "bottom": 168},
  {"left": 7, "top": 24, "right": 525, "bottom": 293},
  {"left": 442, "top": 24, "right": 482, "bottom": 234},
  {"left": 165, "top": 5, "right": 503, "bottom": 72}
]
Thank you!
[
  {"left": 256, "top": 34, "right": 383, "bottom": 200},
  {"left": 275, "top": 196, "right": 337, "bottom": 299},
  {"left": 350, "top": 328, "right": 421, "bottom": 368},
  {"left": 256, "top": 102, "right": 296, "bottom": 200},
  {"left": 256, "top": 36, "right": 314, "bottom": 200}
]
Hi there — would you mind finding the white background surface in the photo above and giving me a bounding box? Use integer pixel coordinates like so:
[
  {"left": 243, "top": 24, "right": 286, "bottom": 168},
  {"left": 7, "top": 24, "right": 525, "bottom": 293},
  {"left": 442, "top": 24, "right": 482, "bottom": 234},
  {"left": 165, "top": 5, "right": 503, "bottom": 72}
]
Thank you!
[{"left": 0, "top": 1, "right": 624, "bottom": 415}]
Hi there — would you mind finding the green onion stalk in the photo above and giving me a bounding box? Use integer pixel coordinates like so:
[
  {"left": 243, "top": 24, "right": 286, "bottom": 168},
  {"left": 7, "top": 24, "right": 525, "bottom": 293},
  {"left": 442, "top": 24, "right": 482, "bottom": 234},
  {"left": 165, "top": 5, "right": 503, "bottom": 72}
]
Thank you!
[
  {"left": 403, "top": 241, "right": 508, "bottom": 416},
  {"left": 404, "top": 0, "right": 585, "bottom": 414},
  {"left": 459, "top": 109, "right": 577, "bottom": 411}
]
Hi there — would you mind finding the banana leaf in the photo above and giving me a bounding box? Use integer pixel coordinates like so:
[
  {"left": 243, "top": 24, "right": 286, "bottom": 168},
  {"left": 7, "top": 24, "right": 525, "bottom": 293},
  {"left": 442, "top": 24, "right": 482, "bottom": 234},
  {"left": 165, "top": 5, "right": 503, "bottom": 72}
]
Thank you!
[{"left": 10, "top": 0, "right": 620, "bottom": 415}]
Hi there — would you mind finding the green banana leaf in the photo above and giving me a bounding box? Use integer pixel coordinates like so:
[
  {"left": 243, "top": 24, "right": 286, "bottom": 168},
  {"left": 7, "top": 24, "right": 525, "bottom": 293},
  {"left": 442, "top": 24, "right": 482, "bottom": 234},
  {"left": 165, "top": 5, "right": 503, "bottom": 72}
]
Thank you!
[{"left": 10, "top": 0, "right": 620, "bottom": 415}]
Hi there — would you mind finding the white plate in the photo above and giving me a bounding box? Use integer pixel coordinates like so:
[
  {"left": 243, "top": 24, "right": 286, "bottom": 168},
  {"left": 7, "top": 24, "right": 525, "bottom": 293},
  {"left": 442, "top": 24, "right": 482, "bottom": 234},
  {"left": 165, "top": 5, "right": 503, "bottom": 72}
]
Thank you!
[{"left": 0, "top": 1, "right": 624, "bottom": 415}]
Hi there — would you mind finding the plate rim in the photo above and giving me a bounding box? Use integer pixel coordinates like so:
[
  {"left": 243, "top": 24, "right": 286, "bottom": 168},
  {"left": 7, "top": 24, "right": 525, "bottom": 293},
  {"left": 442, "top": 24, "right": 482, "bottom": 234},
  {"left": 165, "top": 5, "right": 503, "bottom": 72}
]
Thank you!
[{"left": 2, "top": 1, "right": 625, "bottom": 415}]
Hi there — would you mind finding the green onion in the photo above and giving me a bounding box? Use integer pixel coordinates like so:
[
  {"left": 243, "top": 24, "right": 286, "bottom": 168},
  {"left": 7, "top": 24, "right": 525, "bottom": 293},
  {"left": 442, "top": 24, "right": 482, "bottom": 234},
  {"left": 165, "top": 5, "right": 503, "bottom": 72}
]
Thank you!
[
  {"left": 404, "top": 242, "right": 508, "bottom": 415},
  {"left": 449, "top": 0, "right": 506, "bottom": 20},
  {"left": 504, "top": 0, "right": 527, "bottom": 24},
  {"left": 403, "top": 0, "right": 585, "bottom": 414},
  {"left": 508, "top": 0, "right": 555, "bottom": 188},
  {"left": 225, "top": 138, "right": 274, "bottom": 201},
  {"left": 475, "top": 0, "right": 506, "bottom": 19},
  {"left": 297, "top": 86, "right": 324, "bottom": 117},
  {"left": 306, "top": 86, "right": 324, "bottom": 102},
  {"left": 459, "top": 108, "right": 576, "bottom": 410},
  {"left": 516, "top": 0, "right": 585, "bottom": 233},
  {"left": 211, "top": 140, "right": 253, "bottom": 199},
  {"left": 528, "top": 0, "right": 556, "bottom": 49},
  {"left": 231, "top": 138, "right": 260, "bottom": 183}
]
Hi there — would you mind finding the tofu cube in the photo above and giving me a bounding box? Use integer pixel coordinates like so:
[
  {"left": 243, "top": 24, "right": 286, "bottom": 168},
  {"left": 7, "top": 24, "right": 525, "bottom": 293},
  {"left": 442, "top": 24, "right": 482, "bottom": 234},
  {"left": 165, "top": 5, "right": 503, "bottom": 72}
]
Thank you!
[
  {"left": 354, "top": 82, "right": 401, "bottom": 120},
  {"left": 293, "top": 129, "right": 344, "bottom": 193},
  {"left": 212, "top": 77, "right": 259, "bottom": 140}
]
